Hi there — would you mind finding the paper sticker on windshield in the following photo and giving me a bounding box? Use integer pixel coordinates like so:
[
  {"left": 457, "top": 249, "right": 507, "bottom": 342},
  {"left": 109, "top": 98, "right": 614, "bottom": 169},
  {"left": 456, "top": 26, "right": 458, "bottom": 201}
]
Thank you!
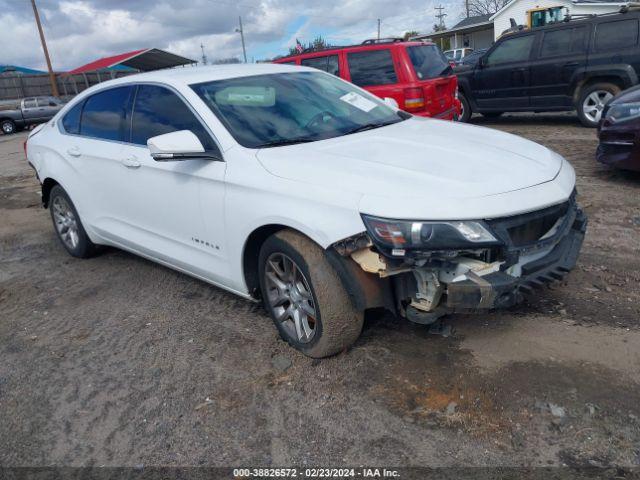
[{"left": 339, "top": 92, "right": 377, "bottom": 112}]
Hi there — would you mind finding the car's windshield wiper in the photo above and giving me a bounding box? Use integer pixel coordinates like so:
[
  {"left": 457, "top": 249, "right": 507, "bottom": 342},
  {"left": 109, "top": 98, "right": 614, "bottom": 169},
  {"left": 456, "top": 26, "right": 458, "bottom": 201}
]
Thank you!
[
  {"left": 343, "top": 120, "right": 399, "bottom": 136},
  {"left": 255, "top": 137, "right": 317, "bottom": 148}
]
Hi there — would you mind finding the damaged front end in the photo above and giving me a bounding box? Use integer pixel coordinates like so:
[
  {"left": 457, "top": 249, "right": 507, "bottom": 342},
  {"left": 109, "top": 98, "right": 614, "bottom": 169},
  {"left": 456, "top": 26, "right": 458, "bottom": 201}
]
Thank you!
[{"left": 329, "top": 191, "right": 587, "bottom": 324}]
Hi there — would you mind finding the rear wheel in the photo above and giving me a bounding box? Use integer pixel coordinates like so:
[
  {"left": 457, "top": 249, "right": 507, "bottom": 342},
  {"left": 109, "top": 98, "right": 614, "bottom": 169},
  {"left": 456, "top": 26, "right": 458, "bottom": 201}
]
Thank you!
[
  {"left": 1, "top": 119, "right": 16, "bottom": 135},
  {"left": 49, "top": 185, "right": 99, "bottom": 258},
  {"left": 458, "top": 92, "right": 471, "bottom": 123},
  {"left": 577, "top": 83, "right": 620, "bottom": 127},
  {"left": 258, "top": 229, "right": 364, "bottom": 358}
]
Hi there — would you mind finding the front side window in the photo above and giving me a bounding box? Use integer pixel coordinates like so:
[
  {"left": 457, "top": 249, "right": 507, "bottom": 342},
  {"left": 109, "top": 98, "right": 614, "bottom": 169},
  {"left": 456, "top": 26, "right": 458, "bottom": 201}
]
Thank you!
[
  {"left": 595, "top": 19, "right": 639, "bottom": 51},
  {"left": 62, "top": 101, "right": 84, "bottom": 135},
  {"left": 301, "top": 55, "right": 340, "bottom": 76},
  {"left": 130, "top": 85, "right": 216, "bottom": 151},
  {"left": 80, "top": 86, "right": 133, "bottom": 141},
  {"left": 191, "top": 71, "right": 406, "bottom": 148},
  {"left": 347, "top": 49, "right": 398, "bottom": 87},
  {"left": 486, "top": 35, "right": 535, "bottom": 65},
  {"left": 407, "top": 45, "right": 451, "bottom": 79}
]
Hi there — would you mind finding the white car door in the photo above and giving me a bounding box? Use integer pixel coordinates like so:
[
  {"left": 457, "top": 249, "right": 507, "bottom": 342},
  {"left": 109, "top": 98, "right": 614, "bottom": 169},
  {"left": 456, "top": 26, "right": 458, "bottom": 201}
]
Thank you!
[
  {"left": 107, "top": 84, "right": 228, "bottom": 285},
  {"left": 57, "top": 86, "right": 133, "bottom": 236}
]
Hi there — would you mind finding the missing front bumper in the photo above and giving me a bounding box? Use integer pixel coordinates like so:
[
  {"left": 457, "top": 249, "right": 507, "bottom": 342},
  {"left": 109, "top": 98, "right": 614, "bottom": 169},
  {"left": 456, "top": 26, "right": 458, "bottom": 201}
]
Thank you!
[{"left": 412, "top": 208, "right": 587, "bottom": 316}]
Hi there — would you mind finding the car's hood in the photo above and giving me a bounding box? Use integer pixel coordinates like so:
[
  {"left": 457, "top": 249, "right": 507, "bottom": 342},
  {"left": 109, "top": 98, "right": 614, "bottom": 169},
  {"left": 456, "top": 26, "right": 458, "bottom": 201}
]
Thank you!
[{"left": 256, "top": 117, "right": 564, "bottom": 217}]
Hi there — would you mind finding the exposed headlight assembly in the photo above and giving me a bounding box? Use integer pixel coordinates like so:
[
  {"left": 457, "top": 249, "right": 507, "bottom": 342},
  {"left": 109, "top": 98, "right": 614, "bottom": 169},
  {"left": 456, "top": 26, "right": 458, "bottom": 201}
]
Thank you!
[
  {"left": 361, "top": 214, "right": 499, "bottom": 252},
  {"left": 605, "top": 102, "right": 640, "bottom": 124}
]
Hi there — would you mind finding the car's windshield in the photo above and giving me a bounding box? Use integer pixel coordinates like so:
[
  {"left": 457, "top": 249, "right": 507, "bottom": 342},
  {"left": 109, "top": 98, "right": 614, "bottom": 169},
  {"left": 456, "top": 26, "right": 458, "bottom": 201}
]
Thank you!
[
  {"left": 407, "top": 45, "right": 452, "bottom": 80},
  {"left": 190, "top": 71, "right": 406, "bottom": 148}
]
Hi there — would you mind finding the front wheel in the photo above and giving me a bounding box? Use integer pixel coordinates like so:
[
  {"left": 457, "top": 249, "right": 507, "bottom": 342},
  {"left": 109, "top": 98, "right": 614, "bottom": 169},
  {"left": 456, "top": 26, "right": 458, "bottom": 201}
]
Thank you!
[
  {"left": 577, "top": 83, "right": 620, "bottom": 127},
  {"left": 1, "top": 119, "right": 16, "bottom": 135},
  {"left": 258, "top": 229, "right": 364, "bottom": 358},
  {"left": 458, "top": 92, "right": 471, "bottom": 123}
]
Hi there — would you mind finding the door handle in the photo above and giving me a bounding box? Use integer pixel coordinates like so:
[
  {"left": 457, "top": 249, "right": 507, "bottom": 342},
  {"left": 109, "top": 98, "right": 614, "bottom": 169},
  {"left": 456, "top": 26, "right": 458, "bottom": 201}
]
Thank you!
[
  {"left": 121, "top": 156, "right": 141, "bottom": 169},
  {"left": 66, "top": 147, "right": 81, "bottom": 157},
  {"left": 564, "top": 62, "right": 579, "bottom": 67}
]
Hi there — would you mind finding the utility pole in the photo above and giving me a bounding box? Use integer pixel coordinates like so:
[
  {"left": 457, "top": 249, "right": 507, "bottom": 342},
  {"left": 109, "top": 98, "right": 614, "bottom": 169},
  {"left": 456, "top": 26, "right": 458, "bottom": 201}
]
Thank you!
[
  {"left": 435, "top": 5, "right": 447, "bottom": 29},
  {"left": 30, "top": 0, "right": 59, "bottom": 97},
  {"left": 377, "top": 19, "right": 381, "bottom": 40},
  {"left": 236, "top": 16, "right": 247, "bottom": 63},
  {"left": 200, "top": 43, "right": 208, "bottom": 65}
]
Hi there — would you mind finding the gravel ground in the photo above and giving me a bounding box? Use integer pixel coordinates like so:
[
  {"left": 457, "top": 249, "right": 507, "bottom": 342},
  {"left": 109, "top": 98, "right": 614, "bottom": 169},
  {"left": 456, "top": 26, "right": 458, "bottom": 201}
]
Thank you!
[{"left": 0, "top": 114, "right": 639, "bottom": 469}]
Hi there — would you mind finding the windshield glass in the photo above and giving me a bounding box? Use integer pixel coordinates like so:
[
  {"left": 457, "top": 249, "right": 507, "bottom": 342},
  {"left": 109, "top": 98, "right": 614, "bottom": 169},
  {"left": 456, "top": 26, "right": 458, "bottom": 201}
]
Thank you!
[
  {"left": 407, "top": 45, "right": 452, "bottom": 80},
  {"left": 190, "top": 71, "right": 406, "bottom": 148}
]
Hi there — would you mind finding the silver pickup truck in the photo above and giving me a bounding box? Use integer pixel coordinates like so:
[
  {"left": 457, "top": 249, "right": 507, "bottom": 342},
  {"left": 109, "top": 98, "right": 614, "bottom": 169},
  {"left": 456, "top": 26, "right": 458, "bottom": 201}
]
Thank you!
[{"left": 0, "top": 96, "right": 65, "bottom": 135}]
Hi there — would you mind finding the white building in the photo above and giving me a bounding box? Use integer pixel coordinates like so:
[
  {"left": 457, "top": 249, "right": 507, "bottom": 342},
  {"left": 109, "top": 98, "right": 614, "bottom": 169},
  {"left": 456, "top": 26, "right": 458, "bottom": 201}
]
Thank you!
[{"left": 416, "top": 0, "right": 628, "bottom": 50}]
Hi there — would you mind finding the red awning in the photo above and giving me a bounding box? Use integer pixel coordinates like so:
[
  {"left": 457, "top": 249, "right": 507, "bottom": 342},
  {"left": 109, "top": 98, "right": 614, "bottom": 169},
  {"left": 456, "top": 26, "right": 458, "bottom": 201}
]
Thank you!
[{"left": 66, "top": 48, "right": 196, "bottom": 74}]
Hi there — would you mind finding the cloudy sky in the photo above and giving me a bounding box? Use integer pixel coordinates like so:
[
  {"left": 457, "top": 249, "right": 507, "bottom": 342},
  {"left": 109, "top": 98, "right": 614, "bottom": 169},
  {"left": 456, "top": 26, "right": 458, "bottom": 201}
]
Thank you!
[{"left": 1, "top": 0, "right": 463, "bottom": 71}]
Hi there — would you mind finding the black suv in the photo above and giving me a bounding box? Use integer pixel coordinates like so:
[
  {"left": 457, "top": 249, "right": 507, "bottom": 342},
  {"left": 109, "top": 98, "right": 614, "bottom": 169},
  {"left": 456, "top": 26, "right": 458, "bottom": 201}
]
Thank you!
[{"left": 456, "top": 9, "right": 640, "bottom": 127}]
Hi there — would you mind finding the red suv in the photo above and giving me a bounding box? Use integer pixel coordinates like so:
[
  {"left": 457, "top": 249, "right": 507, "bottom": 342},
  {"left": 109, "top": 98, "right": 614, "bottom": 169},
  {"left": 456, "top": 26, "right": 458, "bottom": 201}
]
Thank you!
[{"left": 273, "top": 39, "right": 461, "bottom": 120}]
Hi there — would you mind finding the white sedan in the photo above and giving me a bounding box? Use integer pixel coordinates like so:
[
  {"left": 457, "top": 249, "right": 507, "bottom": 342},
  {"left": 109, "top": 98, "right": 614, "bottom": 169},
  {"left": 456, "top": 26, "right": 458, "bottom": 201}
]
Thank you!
[{"left": 25, "top": 64, "right": 586, "bottom": 357}]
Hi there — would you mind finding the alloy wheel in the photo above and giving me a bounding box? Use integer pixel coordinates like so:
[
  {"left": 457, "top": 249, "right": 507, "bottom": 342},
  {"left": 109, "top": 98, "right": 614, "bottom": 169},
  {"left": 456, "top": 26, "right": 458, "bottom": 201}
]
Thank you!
[
  {"left": 264, "top": 253, "right": 317, "bottom": 343},
  {"left": 582, "top": 90, "right": 613, "bottom": 124},
  {"left": 1, "top": 122, "right": 14, "bottom": 134},
  {"left": 52, "top": 196, "right": 79, "bottom": 250}
]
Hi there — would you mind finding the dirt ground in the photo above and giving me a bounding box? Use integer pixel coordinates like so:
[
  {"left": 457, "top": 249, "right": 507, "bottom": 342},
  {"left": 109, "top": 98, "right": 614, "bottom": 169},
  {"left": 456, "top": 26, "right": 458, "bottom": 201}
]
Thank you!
[{"left": 1, "top": 114, "right": 639, "bottom": 470}]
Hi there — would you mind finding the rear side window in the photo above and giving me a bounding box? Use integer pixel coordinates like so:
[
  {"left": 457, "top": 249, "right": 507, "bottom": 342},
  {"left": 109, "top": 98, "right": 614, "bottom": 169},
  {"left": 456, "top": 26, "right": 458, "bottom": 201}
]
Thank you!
[
  {"left": 80, "top": 86, "right": 133, "bottom": 141},
  {"left": 540, "top": 27, "right": 587, "bottom": 57},
  {"left": 24, "top": 99, "right": 36, "bottom": 108},
  {"left": 62, "top": 101, "right": 83, "bottom": 135},
  {"left": 595, "top": 19, "right": 639, "bottom": 51},
  {"left": 407, "top": 45, "right": 451, "bottom": 80},
  {"left": 131, "top": 85, "right": 216, "bottom": 151},
  {"left": 486, "top": 35, "right": 535, "bottom": 65},
  {"left": 347, "top": 50, "right": 398, "bottom": 87},
  {"left": 301, "top": 55, "right": 340, "bottom": 76}
]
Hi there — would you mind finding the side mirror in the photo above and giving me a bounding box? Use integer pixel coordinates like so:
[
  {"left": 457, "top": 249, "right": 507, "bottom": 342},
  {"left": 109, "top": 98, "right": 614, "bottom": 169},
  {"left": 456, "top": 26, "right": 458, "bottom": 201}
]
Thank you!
[
  {"left": 147, "top": 130, "right": 221, "bottom": 162},
  {"left": 383, "top": 97, "right": 399, "bottom": 109},
  {"left": 478, "top": 56, "right": 486, "bottom": 68}
]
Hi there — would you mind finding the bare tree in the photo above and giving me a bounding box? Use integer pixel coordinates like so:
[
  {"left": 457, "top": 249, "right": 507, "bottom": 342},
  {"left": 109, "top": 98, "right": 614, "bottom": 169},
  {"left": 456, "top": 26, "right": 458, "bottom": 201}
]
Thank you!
[
  {"left": 466, "top": 0, "right": 510, "bottom": 17},
  {"left": 403, "top": 30, "right": 420, "bottom": 40}
]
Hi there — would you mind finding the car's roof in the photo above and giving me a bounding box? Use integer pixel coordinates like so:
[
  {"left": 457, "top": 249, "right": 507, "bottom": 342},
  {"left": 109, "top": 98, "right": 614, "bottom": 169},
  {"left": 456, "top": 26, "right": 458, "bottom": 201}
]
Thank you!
[{"left": 80, "top": 63, "right": 314, "bottom": 92}]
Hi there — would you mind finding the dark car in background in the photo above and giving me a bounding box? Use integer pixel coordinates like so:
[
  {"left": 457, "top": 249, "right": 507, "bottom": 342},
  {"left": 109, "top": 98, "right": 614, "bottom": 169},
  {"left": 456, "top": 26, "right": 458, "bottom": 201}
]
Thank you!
[
  {"left": 597, "top": 85, "right": 640, "bottom": 171},
  {"left": 456, "top": 9, "right": 640, "bottom": 127},
  {"left": 0, "top": 96, "right": 64, "bottom": 135}
]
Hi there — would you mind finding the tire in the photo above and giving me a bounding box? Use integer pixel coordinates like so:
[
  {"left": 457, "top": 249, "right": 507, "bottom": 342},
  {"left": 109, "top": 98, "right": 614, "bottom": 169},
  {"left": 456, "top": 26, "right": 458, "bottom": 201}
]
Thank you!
[
  {"left": 49, "top": 185, "right": 99, "bottom": 258},
  {"left": 1, "top": 119, "right": 16, "bottom": 135},
  {"left": 577, "top": 82, "right": 620, "bottom": 128},
  {"left": 258, "top": 229, "right": 364, "bottom": 358},
  {"left": 458, "top": 91, "right": 471, "bottom": 122},
  {"left": 481, "top": 111, "right": 503, "bottom": 118}
]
